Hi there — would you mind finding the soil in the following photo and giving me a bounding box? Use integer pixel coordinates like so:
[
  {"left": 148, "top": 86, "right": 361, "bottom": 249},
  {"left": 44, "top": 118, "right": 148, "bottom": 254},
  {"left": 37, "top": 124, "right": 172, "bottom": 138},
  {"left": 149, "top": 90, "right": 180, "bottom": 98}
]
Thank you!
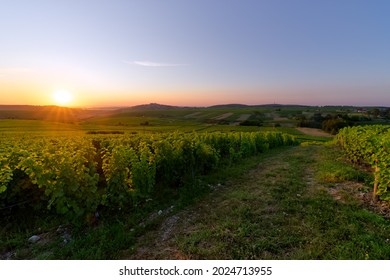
[
  {"left": 236, "top": 114, "right": 251, "bottom": 122},
  {"left": 213, "top": 113, "right": 233, "bottom": 120},
  {"left": 296, "top": 127, "right": 333, "bottom": 137}
]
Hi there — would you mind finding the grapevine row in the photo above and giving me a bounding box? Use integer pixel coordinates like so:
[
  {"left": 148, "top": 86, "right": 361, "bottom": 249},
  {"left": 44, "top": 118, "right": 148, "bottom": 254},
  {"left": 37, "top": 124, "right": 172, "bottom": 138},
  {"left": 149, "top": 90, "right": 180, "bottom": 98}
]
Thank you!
[
  {"left": 336, "top": 125, "right": 390, "bottom": 200},
  {"left": 0, "top": 131, "right": 297, "bottom": 221}
]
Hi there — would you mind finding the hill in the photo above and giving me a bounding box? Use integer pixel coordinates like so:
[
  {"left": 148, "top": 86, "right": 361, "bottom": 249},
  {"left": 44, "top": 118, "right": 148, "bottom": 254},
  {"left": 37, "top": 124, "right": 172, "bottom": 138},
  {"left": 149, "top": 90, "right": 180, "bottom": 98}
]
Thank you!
[
  {"left": 126, "top": 103, "right": 181, "bottom": 111},
  {"left": 0, "top": 105, "right": 107, "bottom": 122}
]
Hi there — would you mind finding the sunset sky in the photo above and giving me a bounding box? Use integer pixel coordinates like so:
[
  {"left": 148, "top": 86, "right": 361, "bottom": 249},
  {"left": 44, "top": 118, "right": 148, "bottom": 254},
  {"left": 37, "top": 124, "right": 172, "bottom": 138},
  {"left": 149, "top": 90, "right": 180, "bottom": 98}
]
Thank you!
[{"left": 1, "top": 0, "right": 389, "bottom": 107}]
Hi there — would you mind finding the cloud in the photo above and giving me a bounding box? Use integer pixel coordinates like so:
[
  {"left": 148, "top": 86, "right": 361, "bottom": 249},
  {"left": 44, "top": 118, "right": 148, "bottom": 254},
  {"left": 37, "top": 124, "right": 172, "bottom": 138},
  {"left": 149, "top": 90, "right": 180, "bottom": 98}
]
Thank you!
[{"left": 124, "top": 60, "right": 187, "bottom": 67}]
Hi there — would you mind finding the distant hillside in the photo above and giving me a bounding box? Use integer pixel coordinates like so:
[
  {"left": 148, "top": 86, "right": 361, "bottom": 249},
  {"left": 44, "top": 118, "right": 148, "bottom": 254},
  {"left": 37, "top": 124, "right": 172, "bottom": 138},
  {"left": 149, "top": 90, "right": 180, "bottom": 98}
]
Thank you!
[
  {"left": 0, "top": 105, "right": 104, "bottom": 122},
  {"left": 1, "top": 103, "right": 388, "bottom": 123},
  {"left": 207, "top": 103, "right": 314, "bottom": 109},
  {"left": 129, "top": 103, "right": 180, "bottom": 111},
  {"left": 118, "top": 102, "right": 313, "bottom": 111},
  {"left": 114, "top": 103, "right": 199, "bottom": 114},
  {"left": 0, "top": 105, "right": 40, "bottom": 111},
  {"left": 207, "top": 104, "right": 249, "bottom": 109}
]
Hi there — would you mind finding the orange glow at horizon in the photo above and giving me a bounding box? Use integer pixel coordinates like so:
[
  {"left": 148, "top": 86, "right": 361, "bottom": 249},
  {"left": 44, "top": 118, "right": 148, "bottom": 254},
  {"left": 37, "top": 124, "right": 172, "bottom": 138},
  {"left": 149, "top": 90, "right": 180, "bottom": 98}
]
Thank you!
[
  {"left": 2, "top": 83, "right": 370, "bottom": 108},
  {"left": 0, "top": 86, "right": 274, "bottom": 107}
]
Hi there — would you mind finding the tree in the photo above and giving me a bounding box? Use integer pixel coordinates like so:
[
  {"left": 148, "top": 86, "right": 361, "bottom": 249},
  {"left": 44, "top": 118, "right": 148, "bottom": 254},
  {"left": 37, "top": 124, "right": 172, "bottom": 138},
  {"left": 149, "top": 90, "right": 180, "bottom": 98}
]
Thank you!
[
  {"left": 322, "top": 119, "right": 348, "bottom": 135},
  {"left": 370, "top": 108, "right": 380, "bottom": 118}
]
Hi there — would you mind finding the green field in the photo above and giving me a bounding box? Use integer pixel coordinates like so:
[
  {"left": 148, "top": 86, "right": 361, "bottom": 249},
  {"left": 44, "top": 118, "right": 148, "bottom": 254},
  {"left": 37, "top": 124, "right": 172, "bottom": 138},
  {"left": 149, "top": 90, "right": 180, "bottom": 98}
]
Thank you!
[{"left": 0, "top": 104, "right": 338, "bottom": 138}]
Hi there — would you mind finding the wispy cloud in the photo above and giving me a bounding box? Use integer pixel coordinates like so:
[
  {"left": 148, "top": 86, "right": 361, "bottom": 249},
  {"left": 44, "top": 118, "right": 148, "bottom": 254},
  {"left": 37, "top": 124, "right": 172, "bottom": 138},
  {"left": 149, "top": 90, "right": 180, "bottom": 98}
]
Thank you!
[{"left": 124, "top": 60, "right": 187, "bottom": 67}]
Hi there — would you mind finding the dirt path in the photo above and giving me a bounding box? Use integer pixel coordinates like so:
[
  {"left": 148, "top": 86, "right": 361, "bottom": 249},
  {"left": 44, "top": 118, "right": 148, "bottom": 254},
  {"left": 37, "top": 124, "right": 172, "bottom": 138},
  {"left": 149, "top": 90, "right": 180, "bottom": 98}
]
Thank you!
[
  {"left": 295, "top": 127, "right": 333, "bottom": 137},
  {"left": 125, "top": 146, "right": 312, "bottom": 259}
]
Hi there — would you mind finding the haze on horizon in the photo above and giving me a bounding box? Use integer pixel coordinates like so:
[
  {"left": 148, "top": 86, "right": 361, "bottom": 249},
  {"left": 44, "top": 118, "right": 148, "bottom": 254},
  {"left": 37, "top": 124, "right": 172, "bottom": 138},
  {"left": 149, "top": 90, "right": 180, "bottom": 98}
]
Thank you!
[{"left": 1, "top": 0, "right": 389, "bottom": 107}]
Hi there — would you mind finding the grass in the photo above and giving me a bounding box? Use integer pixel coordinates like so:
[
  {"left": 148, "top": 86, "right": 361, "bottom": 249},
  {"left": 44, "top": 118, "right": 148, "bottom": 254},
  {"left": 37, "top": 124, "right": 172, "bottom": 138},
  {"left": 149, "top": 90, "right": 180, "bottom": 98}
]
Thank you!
[
  {"left": 175, "top": 144, "right": 390, "bottom": 259},
  {"left": 316, "top": 145, "right": 370, "bottom": 184},
  {"left": 0, "top": 195, "right": 167, "bottom": 259}
]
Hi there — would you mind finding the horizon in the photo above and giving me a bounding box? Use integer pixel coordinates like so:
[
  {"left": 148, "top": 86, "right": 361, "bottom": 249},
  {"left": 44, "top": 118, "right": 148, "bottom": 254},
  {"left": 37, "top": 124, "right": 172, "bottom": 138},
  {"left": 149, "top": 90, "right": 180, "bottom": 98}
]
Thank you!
[
  {"left": 1, "top": 101, "right": 389, "bottom": 110},
  {"left": 1, "top": 0, "right": 390, "bottom": 107}
]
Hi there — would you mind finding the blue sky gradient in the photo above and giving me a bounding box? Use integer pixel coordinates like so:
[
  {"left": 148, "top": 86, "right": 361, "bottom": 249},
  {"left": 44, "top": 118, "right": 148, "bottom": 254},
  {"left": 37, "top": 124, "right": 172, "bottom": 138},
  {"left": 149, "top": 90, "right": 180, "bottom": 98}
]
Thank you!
[{"left": 1, "top": 0, "right": 389, "bottom": 106}]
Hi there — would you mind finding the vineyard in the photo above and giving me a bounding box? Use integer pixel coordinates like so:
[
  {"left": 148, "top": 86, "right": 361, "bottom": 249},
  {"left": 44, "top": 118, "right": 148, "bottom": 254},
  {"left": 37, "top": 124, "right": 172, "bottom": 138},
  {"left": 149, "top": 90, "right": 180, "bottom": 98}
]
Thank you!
[
  {"left": 0, "top": 131, "right": 297, "bottom": 222},
  {"left": 336, "top": 125, "right": 390, "bottom": 201}
]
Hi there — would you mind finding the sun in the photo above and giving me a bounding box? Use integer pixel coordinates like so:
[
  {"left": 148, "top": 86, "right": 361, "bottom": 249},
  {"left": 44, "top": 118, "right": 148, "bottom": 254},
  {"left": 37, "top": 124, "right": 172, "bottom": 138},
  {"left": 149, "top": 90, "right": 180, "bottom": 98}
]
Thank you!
[{"left": 52, "top": 90, "right": 73, "bottom": 106}]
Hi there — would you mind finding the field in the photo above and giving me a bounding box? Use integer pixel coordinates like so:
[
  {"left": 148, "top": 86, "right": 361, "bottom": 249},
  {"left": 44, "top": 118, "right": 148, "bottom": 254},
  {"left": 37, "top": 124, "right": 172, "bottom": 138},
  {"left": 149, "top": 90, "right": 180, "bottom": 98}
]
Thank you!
[{"left": 1, "top": 104, "right": 390, "bottom": 259}]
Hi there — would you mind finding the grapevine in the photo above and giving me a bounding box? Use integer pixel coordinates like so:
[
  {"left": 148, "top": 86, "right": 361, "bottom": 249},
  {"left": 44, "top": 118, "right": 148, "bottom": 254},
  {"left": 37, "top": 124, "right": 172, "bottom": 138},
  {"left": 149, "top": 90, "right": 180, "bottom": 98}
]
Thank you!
[
  {"left": 336, "top": 125, "right": 390, "bottom": 201},
  {"left": 0, "top": 131, "right": 297, "bottom": 221}
]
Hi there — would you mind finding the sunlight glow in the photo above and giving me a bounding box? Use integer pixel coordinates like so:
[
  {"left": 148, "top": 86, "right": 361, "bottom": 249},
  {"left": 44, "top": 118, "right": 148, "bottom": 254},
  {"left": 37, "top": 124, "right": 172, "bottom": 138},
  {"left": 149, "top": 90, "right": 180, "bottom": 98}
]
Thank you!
[{"left": 52, "top": 90, "right": 73, "bottom": 106}]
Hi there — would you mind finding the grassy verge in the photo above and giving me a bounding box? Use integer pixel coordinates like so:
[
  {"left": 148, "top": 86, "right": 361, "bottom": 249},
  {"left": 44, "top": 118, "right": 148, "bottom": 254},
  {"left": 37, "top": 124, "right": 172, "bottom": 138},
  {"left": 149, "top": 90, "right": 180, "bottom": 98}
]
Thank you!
[{"left": 176, "top": 144, "right": 390, "bottom": 259}]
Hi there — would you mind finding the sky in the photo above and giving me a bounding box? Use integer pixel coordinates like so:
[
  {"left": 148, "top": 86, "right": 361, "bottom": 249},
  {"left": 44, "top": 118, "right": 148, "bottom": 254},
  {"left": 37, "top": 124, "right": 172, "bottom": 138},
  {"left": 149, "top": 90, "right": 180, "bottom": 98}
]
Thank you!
[{"left": 0, "top": 0, "right": 389, "bottom": 107}]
